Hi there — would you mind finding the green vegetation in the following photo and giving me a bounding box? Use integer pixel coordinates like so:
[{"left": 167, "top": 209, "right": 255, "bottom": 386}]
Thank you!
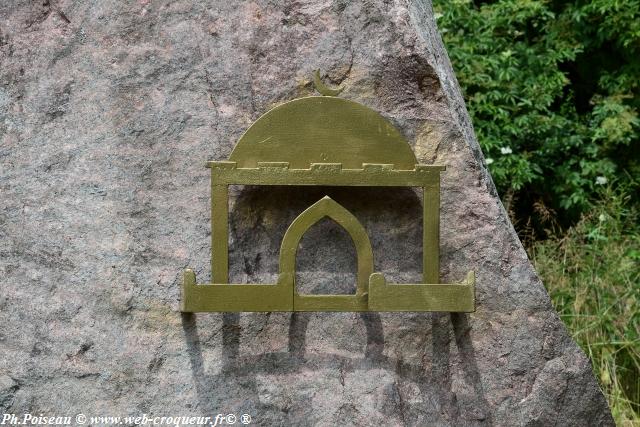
[
  {"left": 433, "top": 0, "right": 640, "bottom": 422},
  {"left": 434, "top": 0, "right": 639, "bottom": 229},
  {"left": 532, "top": 184, "right": 639, "bottom": 424}
]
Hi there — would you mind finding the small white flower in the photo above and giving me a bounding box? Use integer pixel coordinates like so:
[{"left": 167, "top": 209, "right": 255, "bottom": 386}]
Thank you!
[
  {"left": 485, "top": 158, "right": 494, "bottom": 165},
  {"left": 595, "top": 176, "right": 608, "bottom": 185},
  {"left": 500, "top": 147, "right": 513, "bottom": 155},
  {"left": 598, "top": 213, "right": 607, "bottom": 222}
]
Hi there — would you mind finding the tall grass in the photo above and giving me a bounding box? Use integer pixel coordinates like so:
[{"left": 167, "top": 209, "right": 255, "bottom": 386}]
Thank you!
[{"left": 531, "top": 183, "right": 640, "bottom": 425}]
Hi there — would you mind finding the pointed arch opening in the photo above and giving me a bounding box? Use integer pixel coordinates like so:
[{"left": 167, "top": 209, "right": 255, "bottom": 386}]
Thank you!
[
  {"left": 279, "top": 197, "right": 374, "bottom": 297},
  {"left": 295, "top": 216, "right": 357, "bottom": 295}
]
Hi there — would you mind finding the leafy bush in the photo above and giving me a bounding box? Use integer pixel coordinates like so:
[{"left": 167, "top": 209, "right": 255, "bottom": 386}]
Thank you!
[
  {"left": 434, "top": 0, "right": 639, "bottom": 231},
  {"left": 433, "top": 0, "right": 640, "bottom": 421},
  {"left": 531, "top": 184, "right": 640, "bottom": 424}
]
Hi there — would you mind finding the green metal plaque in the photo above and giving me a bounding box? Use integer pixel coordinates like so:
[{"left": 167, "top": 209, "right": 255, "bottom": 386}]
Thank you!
[{"left": 180, "top": 72, "right": 475, "bottom": 312}]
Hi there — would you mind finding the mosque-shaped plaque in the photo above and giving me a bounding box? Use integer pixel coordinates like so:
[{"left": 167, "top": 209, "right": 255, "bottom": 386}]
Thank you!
[{"left": 181, "top": 72, "right": 475, "bottom": 312}]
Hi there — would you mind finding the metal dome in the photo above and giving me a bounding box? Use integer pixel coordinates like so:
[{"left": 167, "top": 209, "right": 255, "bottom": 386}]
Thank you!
[{"left": 229, "top": 96, "right": 417, "bottom": 170}]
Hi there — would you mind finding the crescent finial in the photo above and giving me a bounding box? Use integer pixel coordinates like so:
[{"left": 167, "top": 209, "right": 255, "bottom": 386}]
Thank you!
[{"left": 313, "top": 70, "right": 344, "bottom": 97}]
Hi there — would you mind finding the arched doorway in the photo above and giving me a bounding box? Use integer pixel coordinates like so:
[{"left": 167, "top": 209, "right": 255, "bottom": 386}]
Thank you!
[{"left": 278, "top": 196, "right": 374, "bottom": 311}]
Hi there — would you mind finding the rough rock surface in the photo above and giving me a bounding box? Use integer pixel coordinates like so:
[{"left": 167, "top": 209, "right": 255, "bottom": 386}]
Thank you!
[{"left": 0, "top": 1, "right": 613, "bottom": 426}]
